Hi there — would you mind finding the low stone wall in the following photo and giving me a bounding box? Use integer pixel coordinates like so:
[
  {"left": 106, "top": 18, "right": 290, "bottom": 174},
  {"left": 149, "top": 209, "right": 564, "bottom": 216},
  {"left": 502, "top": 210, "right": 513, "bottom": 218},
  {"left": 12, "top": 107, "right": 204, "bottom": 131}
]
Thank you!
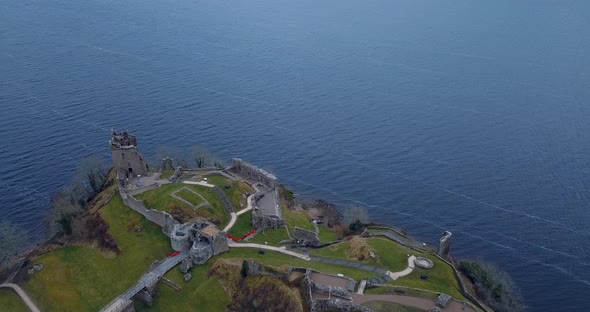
[
  {"left": 252, "top": 213, "right": 285, "bottom": 229},
  {"left": 247, "top": 261, "right": 287, "bottom": 280},
  {"left": 300, "top": 269, "right": 314, "bottom": 310},
  {"left": 312, "top": 282, "right": 352, "bottom": 300},
  {"left": 434, "top": 254, "right": 492, "bottom": 312},
  {"left": 229, "top": 158, "right": 278, "bottom": 188},
  {"left": 119, "top": 186, "right": 171, "bottom": 229},
  {"left": 311, "top": 299, "right": 372, "bottom": 312},
  {"left": 293, "top": 227, "right": 321, "bottom": 246}
]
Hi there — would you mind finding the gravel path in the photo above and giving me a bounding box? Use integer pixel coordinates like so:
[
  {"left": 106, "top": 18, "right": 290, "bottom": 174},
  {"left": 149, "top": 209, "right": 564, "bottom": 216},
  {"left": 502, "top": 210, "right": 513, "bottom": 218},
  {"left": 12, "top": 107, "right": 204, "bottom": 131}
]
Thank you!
[
  {"left": 0, "top": 283, "right": 41, "bottom": 312},
  {"left": 228, "top": 242, "right": 311, "bottom": 260},
  {"left": 309, "top": 256, "right": 389, "bottom": 275}
]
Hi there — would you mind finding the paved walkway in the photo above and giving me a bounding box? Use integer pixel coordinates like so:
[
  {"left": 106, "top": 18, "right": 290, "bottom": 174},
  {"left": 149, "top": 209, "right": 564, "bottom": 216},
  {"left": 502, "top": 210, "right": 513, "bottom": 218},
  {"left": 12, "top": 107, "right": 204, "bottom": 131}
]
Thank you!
[
  {"left": 356, "top": 280, "right": 367, "bottom": 294},
  {"left": 223, "top": 212, "right": 237, "bottom": 232},
  {"left": 0, "top": 283, "right": 41, "bottom": 312},
  {"left": 183, "top": 180, "right": 215, "bottom": 188},
  {"left": 312, "top": 221, "right": 320, "bottom": 235},
  {"left": 228, "top": 242, "right": 311, "bottom": 260},
  {"left": 387, "top": 255, "right": 416, "bottom": 280}
]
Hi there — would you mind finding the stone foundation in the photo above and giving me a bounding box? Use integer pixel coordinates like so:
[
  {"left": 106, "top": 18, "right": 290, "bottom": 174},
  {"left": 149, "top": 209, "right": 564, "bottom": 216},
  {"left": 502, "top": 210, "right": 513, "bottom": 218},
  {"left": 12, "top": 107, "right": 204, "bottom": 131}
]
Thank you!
[
  {"left": 229, "top": 158, "right": 277, "bottom": 188},
  {"left": 294, "top": 227, "right": 320, "bottom": 246}
]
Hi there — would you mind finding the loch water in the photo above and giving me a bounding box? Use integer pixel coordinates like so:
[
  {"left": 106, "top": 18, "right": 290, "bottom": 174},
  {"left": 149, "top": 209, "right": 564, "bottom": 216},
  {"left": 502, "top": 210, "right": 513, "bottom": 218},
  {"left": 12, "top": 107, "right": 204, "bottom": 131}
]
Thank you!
[{"left": 1, "top": 0, "right": 590, "bottom": 310}]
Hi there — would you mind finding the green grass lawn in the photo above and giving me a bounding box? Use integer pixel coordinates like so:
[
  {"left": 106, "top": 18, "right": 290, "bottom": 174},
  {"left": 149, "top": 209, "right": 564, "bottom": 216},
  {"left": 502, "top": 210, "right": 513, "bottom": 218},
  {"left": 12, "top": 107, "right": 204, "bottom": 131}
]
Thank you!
[
  {"left": 317, "top": 224, "right": 338, "bottom": 242},
  {"left": 175, "top": 188, "right": 206, "bottom": 206},
  {"left": 367, "top": 237, "right": 415, "bottom": 272},
  {"left": 207, "top": 175, "right": 253, "bottom": 210},
  {"left": 362, "top": 301, "right": 424, "bottom": 312},
  {"left": 364, "top": 286, "right": 438, "bottom": 299},
  {"left": 248, "top": 227, "right": 290, "bottom": 245},
  {"left": 135, "top": 184, "right": 230, "bottom": 227},
  {"left": 160, "top": 169, "right": 175, "bottom": 179},
  {"left": 0, "top": 289, "right": 28, "bottom": 312},
  {"left": 21, "top": 194, "right": 172, "bottom": 312},
  {"left": 309, "top": 237, "right": 465, "bottom": 300},
  {"left": 281, "top": 206, "right": 314, "bottom": 233},
  {"left": 136, "top": 262, "right": 230, "bottom": 312},
  {"left": 389, "top": 256, "right": 465, "bottom": 300},
  {"left": 219, "top": 248, "right": 378, "bottom": 281},
  {"left": 228, "top": 211, "right": 253, "bottom": 237}
]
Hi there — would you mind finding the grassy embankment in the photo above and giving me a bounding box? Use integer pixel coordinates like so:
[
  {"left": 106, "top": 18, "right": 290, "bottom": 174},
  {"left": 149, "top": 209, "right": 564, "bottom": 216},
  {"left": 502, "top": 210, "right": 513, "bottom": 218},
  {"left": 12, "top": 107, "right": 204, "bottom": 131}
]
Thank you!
[
  {"left": 363, "top": 301, "right": 424, "bottom": 312},
  {"left": 135, "top": 184, "right": 230, "bottom": 227},
  {"left": 364, "top": 286, "right": 438, "bottom": 299},
  {"left": 227, "top": 211, "right": 253, "bottom": 237},
  {"left": 206, "top": 174, "right": 253, "bottom": 210},
  {"left": 21, "top": 194, "right": 171, "bottom": 311},
  {"left": 317, "top": 224, "right": 338, "bottom": 242},
  {"left": 310, "top": 237, "right": 465, "bottom": 300},
  {"left": 0, "top": 289, "right": 29, "bottom": 312}
]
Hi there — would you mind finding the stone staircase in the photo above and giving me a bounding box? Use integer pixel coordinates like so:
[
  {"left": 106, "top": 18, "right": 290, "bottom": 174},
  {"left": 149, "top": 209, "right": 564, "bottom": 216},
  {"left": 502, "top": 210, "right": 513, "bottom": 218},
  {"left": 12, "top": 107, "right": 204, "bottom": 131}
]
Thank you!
[{"left": 212, "top": 186, "right": 234, "bottom": 213}]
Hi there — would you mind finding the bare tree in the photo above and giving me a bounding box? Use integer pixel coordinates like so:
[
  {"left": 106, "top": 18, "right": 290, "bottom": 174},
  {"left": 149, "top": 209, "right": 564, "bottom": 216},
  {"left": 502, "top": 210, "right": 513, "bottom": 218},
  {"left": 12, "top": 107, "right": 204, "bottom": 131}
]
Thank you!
[
  {"left": 191, "top": 145, "right": 224, "bottom": 169},
  {"left": 343, "top": 206, "right": 369, "bottom": 225},
  {"left": 51, "top": 189, "right": 83, "bottom": 235},
  {"left": 459, "top": 259, "right": 525, "bottom": 312},
  {"left": 156, "top": 145, "right": 186, "bottom": 167},
  {"left": 0, "top": 221, "right": 27, "bottom": 269},
  {"left": 76, "top": 156, "right": 107, "bottom": 197}
]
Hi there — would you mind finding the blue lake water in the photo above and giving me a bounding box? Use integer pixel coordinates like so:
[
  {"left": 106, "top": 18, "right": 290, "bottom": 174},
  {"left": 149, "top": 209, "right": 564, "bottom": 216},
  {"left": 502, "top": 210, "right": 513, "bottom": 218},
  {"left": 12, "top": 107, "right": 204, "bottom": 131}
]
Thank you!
[{"left": 1, "top": 0, "right": 589, "bottom": 310}]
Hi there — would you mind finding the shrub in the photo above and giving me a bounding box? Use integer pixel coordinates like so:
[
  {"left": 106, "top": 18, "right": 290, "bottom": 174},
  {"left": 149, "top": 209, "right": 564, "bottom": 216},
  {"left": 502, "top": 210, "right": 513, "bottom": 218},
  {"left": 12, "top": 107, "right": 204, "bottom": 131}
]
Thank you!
[{"left": 459, "top": 259, "right": 524, "bottom": 312}]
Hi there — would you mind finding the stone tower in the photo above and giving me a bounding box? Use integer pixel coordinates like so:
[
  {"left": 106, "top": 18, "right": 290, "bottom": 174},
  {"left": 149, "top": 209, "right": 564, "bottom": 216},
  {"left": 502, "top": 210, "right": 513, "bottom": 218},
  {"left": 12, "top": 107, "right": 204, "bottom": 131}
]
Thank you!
[
  {"left": 437, "top": 231, "right": 453, "bottom": 259},
  {"left": 110, "top": 130, "right": 147, "bottom": 179}
]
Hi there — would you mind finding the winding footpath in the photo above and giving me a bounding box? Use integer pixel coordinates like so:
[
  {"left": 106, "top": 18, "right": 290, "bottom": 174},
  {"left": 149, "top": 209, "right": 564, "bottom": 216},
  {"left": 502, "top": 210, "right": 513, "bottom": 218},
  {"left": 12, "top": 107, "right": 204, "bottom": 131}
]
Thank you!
[
  {"left": 228, "top": 242, "right": 311, "bottom": 260},
  {"left": 387, "top": 255, "right": 416, "bottom": 280},
  {"left": 0, "top": 283, "right": 41, "bottom": 312},
  {"left": 222, "top": 184, "right": 259, "bottom": 232}
]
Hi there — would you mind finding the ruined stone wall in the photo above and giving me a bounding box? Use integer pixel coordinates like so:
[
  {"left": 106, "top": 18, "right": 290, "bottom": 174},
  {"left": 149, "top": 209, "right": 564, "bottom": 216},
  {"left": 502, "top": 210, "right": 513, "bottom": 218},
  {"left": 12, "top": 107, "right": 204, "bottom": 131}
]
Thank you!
[
  {"left": 252, "top": 212, "right": 286, "bottom": 229},
  {"left": 117, "top": 181, "right": 173, "bottom": 232},
  {"left": 311, "top": 282, "right": 352, "bottom": 300},
  {"left": 300, "top": 269, "right": 314, "bottom": 310},
  {"left": 293, "top": 227, "right": 320, "bottom": 246},
  {"left": 229, "top": 158, "right": 277, "bottom": 188},
  {"left": 210, "top": 231, "right": 229, "bottom": 255},
  {"left": 247, "top": 261, "right": 287, "bottom": 280}
]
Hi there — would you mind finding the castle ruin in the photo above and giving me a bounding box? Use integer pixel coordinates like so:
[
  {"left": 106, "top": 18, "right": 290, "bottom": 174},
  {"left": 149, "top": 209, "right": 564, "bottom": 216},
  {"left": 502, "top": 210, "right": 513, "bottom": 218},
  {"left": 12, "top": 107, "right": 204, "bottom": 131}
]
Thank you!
[
  {"left": 228, "top": 158, "right": 285, "bottom": 229},
  {"left": 168, "top": 220, "right": 229, "bottom": 265}
]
